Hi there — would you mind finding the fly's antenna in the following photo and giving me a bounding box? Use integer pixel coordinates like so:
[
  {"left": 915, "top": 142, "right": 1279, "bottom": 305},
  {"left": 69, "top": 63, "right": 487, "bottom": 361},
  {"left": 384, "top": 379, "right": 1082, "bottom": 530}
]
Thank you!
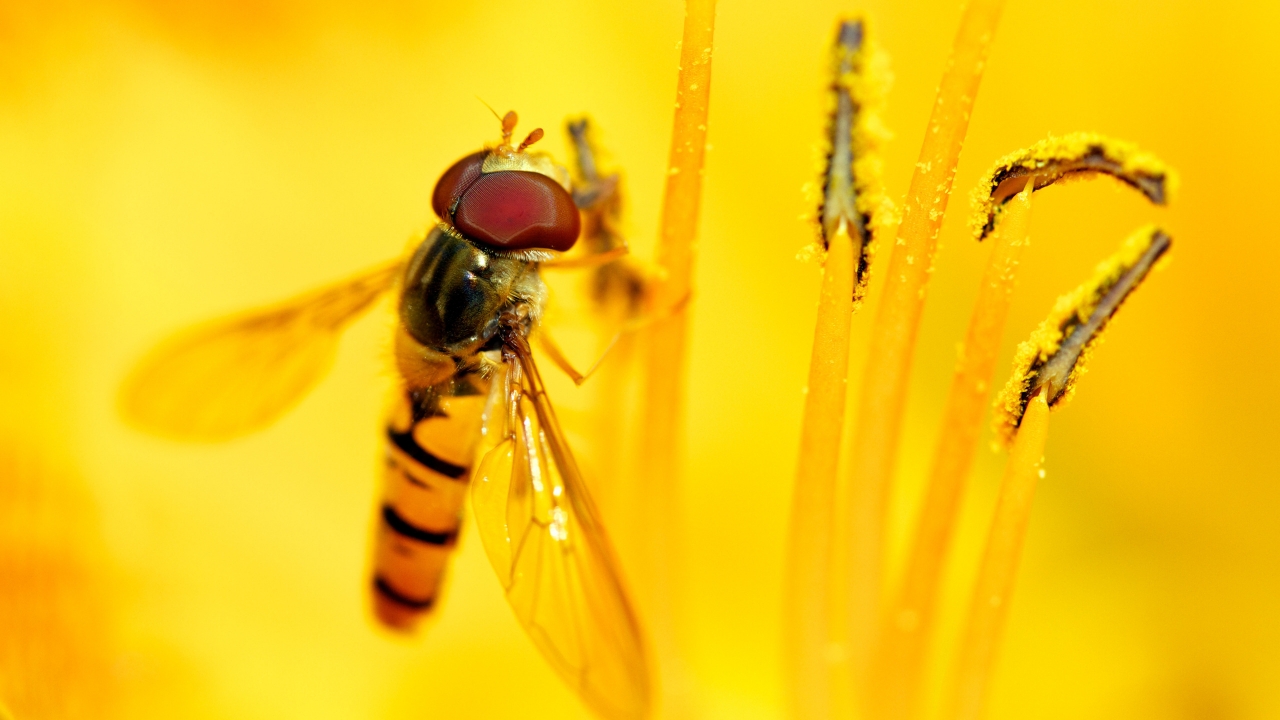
[
  {"left": 475, "top": 97, "right": 520, "bottom": 149},
  {"left": 517, "top": 127, "right": 544, "bottom": 152},
  {"left": 501, "top": 110, "right": 518, "bottom": 145},
  {"left": 476, "top": 96, "right": 503, "bottom": 121}
]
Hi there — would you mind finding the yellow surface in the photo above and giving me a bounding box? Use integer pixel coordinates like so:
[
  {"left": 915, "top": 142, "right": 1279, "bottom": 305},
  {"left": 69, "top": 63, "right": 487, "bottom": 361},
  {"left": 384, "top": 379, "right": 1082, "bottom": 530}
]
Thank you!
[{"left": 1, "top": 0, "right": 1277, "bottom": 718}]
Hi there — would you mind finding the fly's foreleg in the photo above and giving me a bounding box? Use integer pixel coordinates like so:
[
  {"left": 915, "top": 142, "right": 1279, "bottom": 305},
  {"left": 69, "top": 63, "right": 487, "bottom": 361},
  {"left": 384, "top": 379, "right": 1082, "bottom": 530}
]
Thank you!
[{"left": 537, "top": 290, "right": 691, "bottom": 387}]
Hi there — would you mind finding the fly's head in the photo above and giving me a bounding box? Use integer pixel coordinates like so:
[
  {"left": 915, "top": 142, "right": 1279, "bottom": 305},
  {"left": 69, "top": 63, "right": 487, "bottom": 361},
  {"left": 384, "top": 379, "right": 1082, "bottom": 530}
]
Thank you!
[
  {"left": 431, "top": 110, "right": 581, "bottom": 254},
  {"left": 396, "top": 110, "right": 564, "bottom": 385}
]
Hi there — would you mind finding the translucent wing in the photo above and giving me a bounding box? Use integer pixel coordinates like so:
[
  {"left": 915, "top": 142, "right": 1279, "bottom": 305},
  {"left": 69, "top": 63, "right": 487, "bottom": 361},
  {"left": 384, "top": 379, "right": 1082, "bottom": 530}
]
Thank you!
[
  {"left": 472, "top": 339, "right": 651, "bottom": 720},
  {"left": 120, "top": 261, "right": 401, "bottom": 441}
]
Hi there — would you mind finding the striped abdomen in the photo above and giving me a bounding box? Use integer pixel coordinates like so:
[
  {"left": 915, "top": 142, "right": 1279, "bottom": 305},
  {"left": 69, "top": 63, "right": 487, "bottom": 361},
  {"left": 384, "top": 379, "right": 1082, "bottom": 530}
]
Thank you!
[{"left": 371, "top": 372, "right": 489, "bottom": 630}]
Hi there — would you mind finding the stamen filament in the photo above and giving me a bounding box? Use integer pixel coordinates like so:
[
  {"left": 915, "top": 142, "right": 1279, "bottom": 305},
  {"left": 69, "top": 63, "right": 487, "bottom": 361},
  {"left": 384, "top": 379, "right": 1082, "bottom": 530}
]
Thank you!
[
  {"left": 638, "top": 0, "right": 716, "bottom": 709},
  {"left": 944, "top": 389, "right": 1050, "bottom": 720},
  {"left": 866, "top": 180, "right": 1033, "bottom": 720},
  {"left": 839, "top": 0, "right": 1006, "bottom": 697},
  {"left": 785, "top": 221, "right": 856, "bottom": 720}
]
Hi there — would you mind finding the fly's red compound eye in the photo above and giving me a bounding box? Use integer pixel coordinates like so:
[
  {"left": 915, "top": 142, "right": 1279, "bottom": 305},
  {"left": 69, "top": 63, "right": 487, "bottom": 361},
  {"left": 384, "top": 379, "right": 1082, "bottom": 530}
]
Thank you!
[
  {"left": 452, "top": 171, "right": 580, "bottom": 252},
  {"left": 431, "top": 151, "right": 487, "bottom": 221}
]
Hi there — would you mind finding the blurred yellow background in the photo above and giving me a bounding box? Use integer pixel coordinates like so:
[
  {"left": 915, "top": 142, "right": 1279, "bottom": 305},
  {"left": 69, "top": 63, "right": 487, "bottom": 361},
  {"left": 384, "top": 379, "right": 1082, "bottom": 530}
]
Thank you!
[{"left": 1, "top": 0, "right": 1277, "bottom": 718}]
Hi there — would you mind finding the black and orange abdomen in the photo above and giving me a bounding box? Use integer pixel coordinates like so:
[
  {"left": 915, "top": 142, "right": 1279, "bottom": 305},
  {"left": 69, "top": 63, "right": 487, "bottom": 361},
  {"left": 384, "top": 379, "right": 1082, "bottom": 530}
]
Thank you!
[{"left": 371, "top": 373, "right": 489, "bottom": 630}]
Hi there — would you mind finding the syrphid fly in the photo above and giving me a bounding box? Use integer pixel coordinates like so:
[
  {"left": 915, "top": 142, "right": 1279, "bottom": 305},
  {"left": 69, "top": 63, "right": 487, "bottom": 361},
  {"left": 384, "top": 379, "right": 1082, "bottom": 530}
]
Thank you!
[{"left": 121, "top": 111, "right": 651, "bottom": 720}]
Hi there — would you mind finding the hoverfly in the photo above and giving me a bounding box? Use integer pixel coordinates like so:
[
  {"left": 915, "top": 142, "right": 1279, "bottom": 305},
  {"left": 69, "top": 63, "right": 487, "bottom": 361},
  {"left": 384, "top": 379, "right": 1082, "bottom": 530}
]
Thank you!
[{"left": 121, "top": 111, "right": 651, "bottom": 720}]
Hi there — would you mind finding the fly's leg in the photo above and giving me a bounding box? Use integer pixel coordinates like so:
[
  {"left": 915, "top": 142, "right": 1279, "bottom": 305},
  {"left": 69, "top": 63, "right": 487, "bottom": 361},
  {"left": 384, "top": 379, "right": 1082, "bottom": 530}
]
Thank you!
[
  {"left": 538, "top": 292, "right": 691, "bottom": 387},
  {"left": 537, "top": 116, "right": 694, "bottom": 389},
  {"left": 541, "top": 118, "right": 656, "bottom": 557}
]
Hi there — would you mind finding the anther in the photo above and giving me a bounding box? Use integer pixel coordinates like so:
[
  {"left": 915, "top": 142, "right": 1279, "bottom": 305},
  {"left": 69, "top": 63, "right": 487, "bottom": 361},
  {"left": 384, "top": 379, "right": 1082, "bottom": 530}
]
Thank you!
[
  {"left": 971, "top": 133, "right": 1177, "bottom": 241},
  {"left": 993, "top": 225, "right": 1172, "bottom": 442},
  {"left": 820, "top": 18, "right": 864, "bottom": 246},
  {"left": 817, "top": 16, "right": 887, "bottom": 304},
  {"left": 567, "top": 118, "right": 599, "bottom": 182}
]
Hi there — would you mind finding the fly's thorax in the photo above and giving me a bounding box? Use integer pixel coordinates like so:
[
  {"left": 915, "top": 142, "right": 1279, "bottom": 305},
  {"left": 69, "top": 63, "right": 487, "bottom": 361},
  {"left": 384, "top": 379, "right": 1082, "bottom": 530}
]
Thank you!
[{"left": 399, "top": 227, "right": 546, "bottom": 362}]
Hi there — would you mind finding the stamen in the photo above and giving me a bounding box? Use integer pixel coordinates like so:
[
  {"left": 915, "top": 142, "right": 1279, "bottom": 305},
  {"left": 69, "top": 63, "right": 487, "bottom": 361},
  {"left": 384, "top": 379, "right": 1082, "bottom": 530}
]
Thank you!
[
  {"left": 839, "top": 0, "right": 1006, "bottom": 701},
  {"left": 994, "top": 225, "right": 1172, "bottom": 442},
  {"left": 567, "top": 118, "right": 600, "bottom": 183},
  {"left": 945, "top": 388, "right": 1051, "bottom": 720},
  {"left": 561, "top": 116, "right": 637, "bottom": 320},
  {"left": 816, "top": 16, "right": 890, "bottom": 304},
  {"left": 566, "top": 118, "right": 612, "bottom": 210},
  {"left": 947, "top": 228, "right": 1169, "bottom": 718},
  {"left": 637, "top": 0, "right": 716, "bottom": 711},
  {"left": 869, "top": 132, "right": 1171, "bottom": 720},
  {"left": 972, "top": 132, "right": 1176, "bottom": 240},
  {"left": 865, "top": 179, "right": 1032, "bottom": 720},
  {"left": 784, "top": 17, "right": 884, "bottom": 719}
]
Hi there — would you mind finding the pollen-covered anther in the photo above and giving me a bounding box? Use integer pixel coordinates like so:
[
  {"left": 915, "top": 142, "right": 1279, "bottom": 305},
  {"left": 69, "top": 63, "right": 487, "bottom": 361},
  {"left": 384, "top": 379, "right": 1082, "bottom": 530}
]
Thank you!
[
  {"left": 971, "top": 133, "right": 1178, "bottom": 241},
  {"left": 816, "top": 16, "right": 892, "bottom": 303},
  {"left": 993, "top": 225, "right": 1172, "bottom": 443}
]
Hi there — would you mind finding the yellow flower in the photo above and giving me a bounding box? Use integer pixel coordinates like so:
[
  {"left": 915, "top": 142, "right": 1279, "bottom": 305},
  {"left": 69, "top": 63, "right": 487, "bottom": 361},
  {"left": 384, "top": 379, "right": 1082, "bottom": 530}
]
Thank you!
[{"left": 1, "top": 1, "right": 1277, "bottom": 718}]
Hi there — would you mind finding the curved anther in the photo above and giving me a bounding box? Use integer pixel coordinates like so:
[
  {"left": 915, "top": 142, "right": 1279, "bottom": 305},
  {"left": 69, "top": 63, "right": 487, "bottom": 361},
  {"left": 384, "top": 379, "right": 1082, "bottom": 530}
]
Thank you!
[
  {"left": 994, "top": 225, "right": 1172, "bottom": 442},
  {"left": 972, "top": 133, "right": 1176, "bottom": 241}
]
